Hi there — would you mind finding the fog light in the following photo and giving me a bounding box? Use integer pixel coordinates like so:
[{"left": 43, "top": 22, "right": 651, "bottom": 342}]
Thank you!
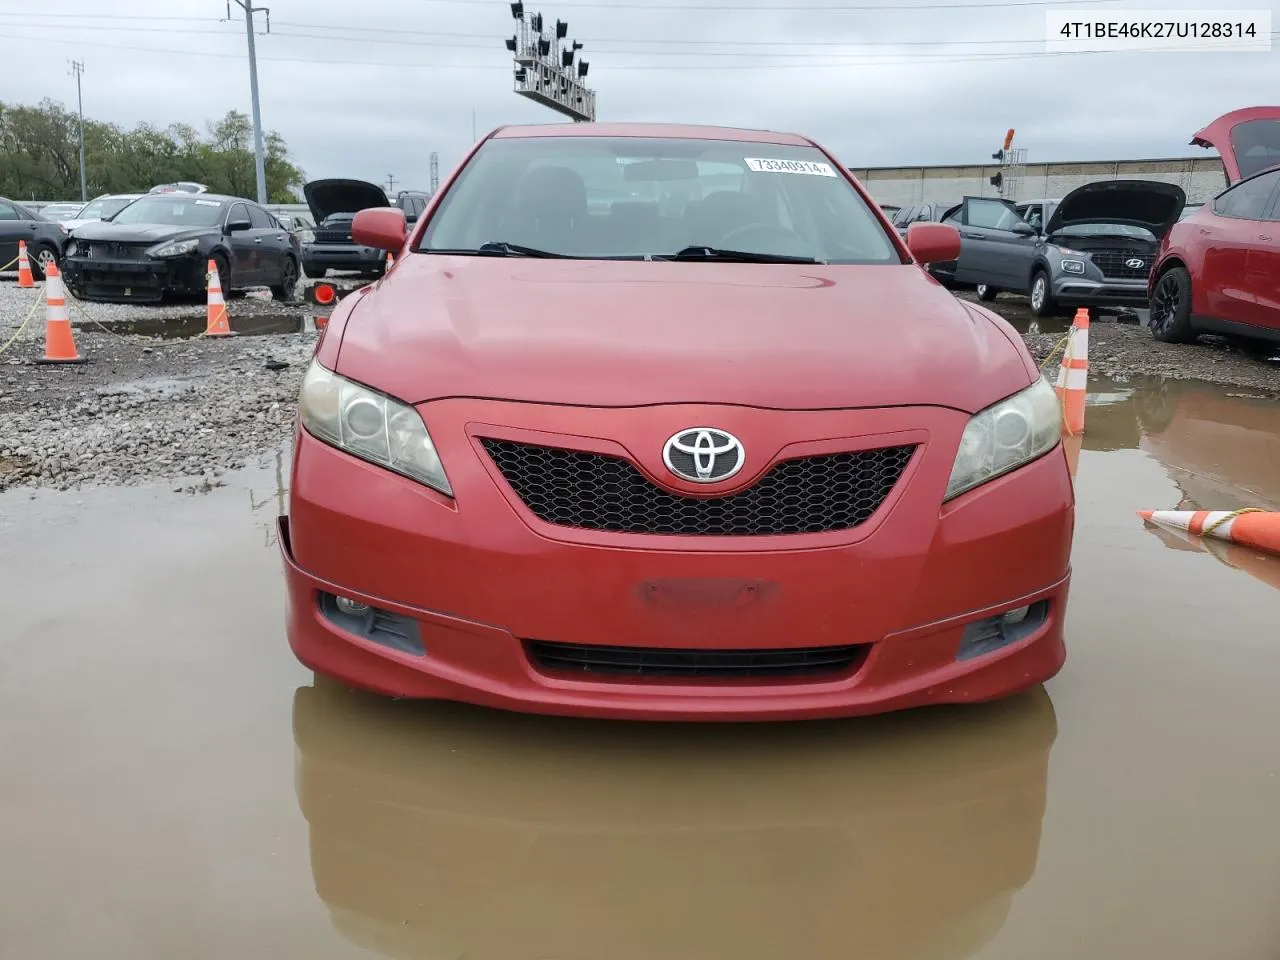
[
  {"left": 1002, "top": 605, "right": 1030, "bottom": 625},
  {"left": 335, "top": 595, "right": 370, "bottom": 615}
]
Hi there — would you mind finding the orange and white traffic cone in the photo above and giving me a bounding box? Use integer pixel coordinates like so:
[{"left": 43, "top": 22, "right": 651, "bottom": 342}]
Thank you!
[
  {"left": 1053, "top": 308, "right": 1089, "bottom": 435},
  {"left": 35, "top": 263, "right": 86, "bottom": 365},
  {"left": 385, "top": 251, "right": 395, "bottom": 270},
  {"left": 1061, "top": 431, "right": 1082, "bottom": 479},
  {"left": 205, "top": 259, "right": 231, "bottom": 337},
  {"left": 1139, "top": 509, "right": 1280, "bottom": 559},
  {"left": 16, "top": 240, "right": 35, "bottom": 288}
]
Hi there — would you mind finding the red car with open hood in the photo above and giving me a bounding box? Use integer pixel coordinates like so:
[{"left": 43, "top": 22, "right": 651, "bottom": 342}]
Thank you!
[
  {"left": 1149, "top": 106, "right": 1280, "bottom": 343},
  {"left": 278, "top": 123, "right": 1074, "bottom": 721}
]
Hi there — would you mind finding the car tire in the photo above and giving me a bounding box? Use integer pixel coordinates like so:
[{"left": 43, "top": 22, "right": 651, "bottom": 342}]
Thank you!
[
  {"left": 1148, "top": 266, "right": 1196, "bottom": 344},
  {"left": 976, "top": 283, "right": 999, "bottom": 302},
  {"left": 210, "top": 253, "right": 231, "bottom": 298},
  {"left": 30, "top": 243, "right": 58, "bottom": 281},
  {"left": 1028, "top": 269, "right": 1056, "bottom": 317},
  {"left": 271, "top": 257, "right": 300, "bottom": 302}
]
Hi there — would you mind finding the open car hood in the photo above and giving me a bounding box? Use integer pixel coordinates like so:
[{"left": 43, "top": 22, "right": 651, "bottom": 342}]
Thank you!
[
  {"left": 303, "top": 178, "right": 390, "bottom": 223},
  {"left": 1044, "top": 179, "right": 1185, "bottom": 239},
  {"left": 1191, "top": 106, "right": 1280, "bottom": 184}
]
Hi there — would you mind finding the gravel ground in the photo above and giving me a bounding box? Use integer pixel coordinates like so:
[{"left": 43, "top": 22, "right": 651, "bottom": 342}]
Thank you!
[{"left": 2, "top": 272, "right": 1278, "bottom": 492}]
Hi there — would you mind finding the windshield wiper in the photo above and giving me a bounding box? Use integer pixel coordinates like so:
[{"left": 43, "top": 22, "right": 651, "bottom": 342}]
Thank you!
[
  {"left": 655, "top": 245, "right": 825, "bottom": 264},
  {"left": 473, "top": 241, "right": 571, "bottom": 258}
]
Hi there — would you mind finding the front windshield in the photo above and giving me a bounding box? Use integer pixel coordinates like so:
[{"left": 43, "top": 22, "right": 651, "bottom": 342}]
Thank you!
[
  {"left": 419, "top": 136, "right": 900, "bottom": 263},
  {"left": 1056, "top": 222, "right": 1156, "bottom": 240},
  {"left": 109, "top": 196, "right": 226, "bottom": 227},
  {"left": 80, "top": 197, "right": 136, "bottom": 221}
]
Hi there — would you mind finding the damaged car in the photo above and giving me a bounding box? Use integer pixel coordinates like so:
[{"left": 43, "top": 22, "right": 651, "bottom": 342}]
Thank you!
[
  {"left": 62, "top": 193, "right": 300, "bottom": 303},
  {"left": 942, "top": 181, "right": 1185, "bottom": 316},
  {"left": 1148, "top": 106, "right": 1280, "bottom": 344},
  {"left": 302, "top": 180, "right": 429, "bottom": 279}
]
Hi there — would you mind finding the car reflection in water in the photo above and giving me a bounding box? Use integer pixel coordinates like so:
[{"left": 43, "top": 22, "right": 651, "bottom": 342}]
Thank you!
[
  {"left": 1079, "top": 374, "right": 1280, "bottom": 588},
  {"left": 292, "top": 681, "right": 1057, "bottom": 960}
]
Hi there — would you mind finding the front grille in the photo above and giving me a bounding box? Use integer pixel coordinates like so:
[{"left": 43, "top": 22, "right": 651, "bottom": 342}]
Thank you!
[
  {"left": 526, "top": 639, "right": 868, "bottom": 679},
  {"left": 87, "top": 242, "right": 151, "bottom": 260},
  {"left": 480, "top": 438, "right": 916, "bottom": 536},
  {"left": 1089, "top": 249, "right": 1153, "bottom": 280},
  {"left": 312, "top": 227, "right": 353, "bottom": 243}
]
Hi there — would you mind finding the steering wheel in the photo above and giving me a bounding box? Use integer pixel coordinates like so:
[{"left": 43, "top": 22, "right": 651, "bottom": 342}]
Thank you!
[{"left": 717, "top": 222, "right": 808, "bottom": 252}]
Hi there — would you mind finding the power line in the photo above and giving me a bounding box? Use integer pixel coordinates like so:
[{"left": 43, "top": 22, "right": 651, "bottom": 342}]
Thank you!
[{"left": 5, "top": 28, "right": 1270, "bottom": 71}]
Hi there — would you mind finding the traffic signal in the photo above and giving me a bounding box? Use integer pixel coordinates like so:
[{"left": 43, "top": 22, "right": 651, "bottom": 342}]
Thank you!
[
  {"left": 990, "top": 171, "right": 1003, "bottom": 190},
  {"left": 992, "top": 148, "right": 1004, "bottom": 162}
]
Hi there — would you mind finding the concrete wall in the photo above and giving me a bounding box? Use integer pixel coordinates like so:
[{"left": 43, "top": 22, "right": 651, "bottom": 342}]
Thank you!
[{"left": 850, "top": 156, "right": 1229, "bottom": 207}]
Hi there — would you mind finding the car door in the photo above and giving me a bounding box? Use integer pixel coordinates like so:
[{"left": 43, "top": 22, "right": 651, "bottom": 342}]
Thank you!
[
  {"left": 223, "top": 202, "right": 259, "bottom": 286},
  {"left": 0, "top": 200, "right": 37, "bottom": 267},
  {"left": 953, "top": 196, "right": 1027, "bottom": 286},
  {"left": 247, "top": 204, "right": 288, "bottom": 283},
  {"left": 1244, "top": 171, "right": 1280, "bottom": 332},
  {"left": 1201, "top": 170, "right": 1280, "bottom": 328}
]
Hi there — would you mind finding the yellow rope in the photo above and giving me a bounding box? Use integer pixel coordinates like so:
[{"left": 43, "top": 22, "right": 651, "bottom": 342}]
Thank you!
[
  {"left": 0, "top": 254, "right": 19, "bottom": 271},
  {"left": 1201, "top": 507, "right": 1264, "bottom": 537},
  {"left": 0, "top": 285, "right": 44, "bottom": 357}
]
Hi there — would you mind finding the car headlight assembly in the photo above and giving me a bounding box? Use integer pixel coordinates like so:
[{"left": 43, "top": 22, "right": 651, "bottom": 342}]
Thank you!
[
  {"left": 149, "top": 238, "right": 201, "bottom": 258},
  {"left": 945, "top": 376, "right": 1061, "bottom": 500},
  {"left": 298, "top": 360, "right": 453, "bottom": 496},
  {"left": 1061, "top": 258, "right": 1085, "bottom": 274}
]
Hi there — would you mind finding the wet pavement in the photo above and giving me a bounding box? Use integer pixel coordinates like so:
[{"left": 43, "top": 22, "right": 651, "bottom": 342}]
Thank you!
[{"left": 3, "top": 376, "right": 1280, "bottom": 958}]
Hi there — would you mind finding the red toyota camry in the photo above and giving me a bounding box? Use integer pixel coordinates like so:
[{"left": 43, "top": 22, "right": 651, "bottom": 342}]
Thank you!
[{"left": 278, "top": 123, "right": 1074, "bottom": 721}]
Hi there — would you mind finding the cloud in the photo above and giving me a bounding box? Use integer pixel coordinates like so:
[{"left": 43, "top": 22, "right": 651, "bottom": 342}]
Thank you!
[{"left": 2, "top": 0, "right": 1276, "bottom": 194}]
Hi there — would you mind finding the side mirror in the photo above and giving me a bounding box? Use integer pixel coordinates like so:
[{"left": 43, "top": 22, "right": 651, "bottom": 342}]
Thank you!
[
  {"left": 905, "top": 222, "right": 961, "bottom": 264},
  {"left": 352, "top": 206, "right": 407, "bottom": 252},
  {"left": 226, "top": 218, "right": 252, "bottom": 233},
  {"left": 1011, "top": 221, "right": 1036, "bottom": 236}
]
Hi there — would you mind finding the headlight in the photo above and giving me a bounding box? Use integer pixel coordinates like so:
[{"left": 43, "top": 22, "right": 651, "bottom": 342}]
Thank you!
[
  {"left": 65, "top": 240, "right": 78, "bottom": 257},
  {"left": 1061, "top": 258, "right": 1085, "bottom": 274},
  {"left": 149, "top": 238, "right": 201, "bottom": 258},
  {"left": 298, "top": 360, "right": 452, "bottom": 495},
  {"left": 299, "top": 229, "right": 315, "bottom": 244},
  {"left": 945, "top": 376, "right": 1061, "bottom": 500}
]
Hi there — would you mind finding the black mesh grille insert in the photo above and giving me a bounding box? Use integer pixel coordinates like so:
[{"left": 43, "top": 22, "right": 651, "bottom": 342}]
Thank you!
[
  {"left": 480, "top": 438, "right": 916, "bottom": 536},
  {"left": 527, "top": 640, "right": 868, "bottom": 679},
  {"left": 1089, "top": 249, "right": 1154, "bottom": 280}
]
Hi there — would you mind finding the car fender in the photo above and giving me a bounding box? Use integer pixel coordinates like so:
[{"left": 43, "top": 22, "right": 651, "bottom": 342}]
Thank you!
[{"left": 1026, "top": 256, "right": 1053, "bottom": 291}]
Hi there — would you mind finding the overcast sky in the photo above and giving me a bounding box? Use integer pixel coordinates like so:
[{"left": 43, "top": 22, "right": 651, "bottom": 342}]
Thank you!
[{"left": 3, "top": 0, "right": 1276, "bottom": 196}]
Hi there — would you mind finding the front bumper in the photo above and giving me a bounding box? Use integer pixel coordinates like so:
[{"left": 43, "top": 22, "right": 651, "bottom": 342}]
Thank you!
[
  {"left": 303, "top": 242, "right": 384, "bottom": 270},
  {"left": 280, "top": 401, "right": 1074, "bottom": 721},
  {"left": 61, "top": 254, "right": 204, "bottom": 302},
  {"left": 1052, "top": 276, "right": 1149, "bottom": 307}
]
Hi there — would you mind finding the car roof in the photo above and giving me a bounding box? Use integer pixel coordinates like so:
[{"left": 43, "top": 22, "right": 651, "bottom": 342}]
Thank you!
[{"left": 490, "top": 121, "right": 816, "bottom": 146}]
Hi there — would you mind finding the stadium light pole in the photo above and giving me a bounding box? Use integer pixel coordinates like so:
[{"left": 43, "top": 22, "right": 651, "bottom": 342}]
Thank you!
[
  {"left": 505, "top": 2, "right": 596, "bottom": 122},
  {"left": 228, "top": 0, "right": 271, "bottom": 204}
]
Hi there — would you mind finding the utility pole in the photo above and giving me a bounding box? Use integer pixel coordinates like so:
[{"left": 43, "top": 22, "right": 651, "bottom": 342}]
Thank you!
[
  {"left": 227, "top": 0, "right": 270, "bottom": 204},
  {"left": 429, "top": 152, "right": 439, "bottom": 195},
  {"left": 386, "top": 174, "right": 397, "bottom": 193},
  {"left": 68, "top": 59, "right": 87, "bottom": 202}
]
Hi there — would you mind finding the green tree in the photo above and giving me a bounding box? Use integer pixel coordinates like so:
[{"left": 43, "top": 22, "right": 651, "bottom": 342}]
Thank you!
[{"left": 0, "top": 99, "right": 304, "bottom": 203}]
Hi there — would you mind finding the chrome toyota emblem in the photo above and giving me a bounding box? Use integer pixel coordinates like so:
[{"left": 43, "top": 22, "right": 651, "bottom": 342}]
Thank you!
[
  {"left": 663, "top": 428, "right": 744, "bottom": 483},
  {"left": 1125, "top": 257, "right": 1145, "bottom": 269}
]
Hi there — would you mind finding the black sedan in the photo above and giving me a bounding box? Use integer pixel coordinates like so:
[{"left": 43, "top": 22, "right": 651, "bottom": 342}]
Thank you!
[
  {"left": 0, "top": 197, "right": 68, "bottom": 279},
  {"left": 62, "top": 194, "right": 301, "bottom": 303}
]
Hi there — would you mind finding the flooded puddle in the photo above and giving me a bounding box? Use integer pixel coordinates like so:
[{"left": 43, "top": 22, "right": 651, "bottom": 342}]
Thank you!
[
  {"left": 2, "top": 379, "right": 1280, "bottom": 958},
  {"left": 74, "top": 312, "right": 322, "bottom": 339}
]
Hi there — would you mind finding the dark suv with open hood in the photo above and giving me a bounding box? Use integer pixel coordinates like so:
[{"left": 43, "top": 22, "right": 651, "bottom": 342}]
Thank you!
[
  {"left": 301, "top": 179, "right": 429, "bottom": 279},
  {"left": 939, "top": 181, "right": 1185, "bottom": 316}
]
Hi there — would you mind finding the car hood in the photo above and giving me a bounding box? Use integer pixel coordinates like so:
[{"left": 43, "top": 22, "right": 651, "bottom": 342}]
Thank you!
[
  {"left": 1191, "top": 105, "right": 1280, "bottom": 184},
  {"left": 333, "top": 257, "right": 1035, "bottom": 413},
  {"left": 304, "top": 178, "right": 390, "bottom": 223},
  {"left": 1044, "top": 179, "right": 1186, "bottom": 238},
  {"left": 69, "top": 222, "right": 215, "bottom": 244}
]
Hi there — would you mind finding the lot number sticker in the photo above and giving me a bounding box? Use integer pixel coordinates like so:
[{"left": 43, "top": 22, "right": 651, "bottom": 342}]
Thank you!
[{"left": 744, "top": 157, "right": 837, "bottom": 177}]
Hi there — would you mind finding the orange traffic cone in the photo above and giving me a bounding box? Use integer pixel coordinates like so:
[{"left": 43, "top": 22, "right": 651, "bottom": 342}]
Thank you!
[
  {"left": 1053, "top": 308, "right": 1089, "bottom": 435},
  {"left": 1139, "top": 509, "right": 1280, "bottom": 559},
  {"left": 1061, "top": 431, "right": 1082, "bottom": 479},
  {"left": 35, "top": 263, "right": 86, "bottom": 365},
  {"left": 16, "top": 240, "right": 35, "bottom": 288},
  {"left": 313, "top": 283, "right": 336, "bottom": 306},
  {"left": 386, "top": 251, "right": 395, "bottom": 270},
  {"left": 205, "top": 259, "right": 231, "bottom": 337}
]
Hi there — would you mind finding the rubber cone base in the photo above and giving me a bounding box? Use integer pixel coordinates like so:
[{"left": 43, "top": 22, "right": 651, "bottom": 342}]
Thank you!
[{"left": 35, "top": 355, "right": 88, "bottom": 365}]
